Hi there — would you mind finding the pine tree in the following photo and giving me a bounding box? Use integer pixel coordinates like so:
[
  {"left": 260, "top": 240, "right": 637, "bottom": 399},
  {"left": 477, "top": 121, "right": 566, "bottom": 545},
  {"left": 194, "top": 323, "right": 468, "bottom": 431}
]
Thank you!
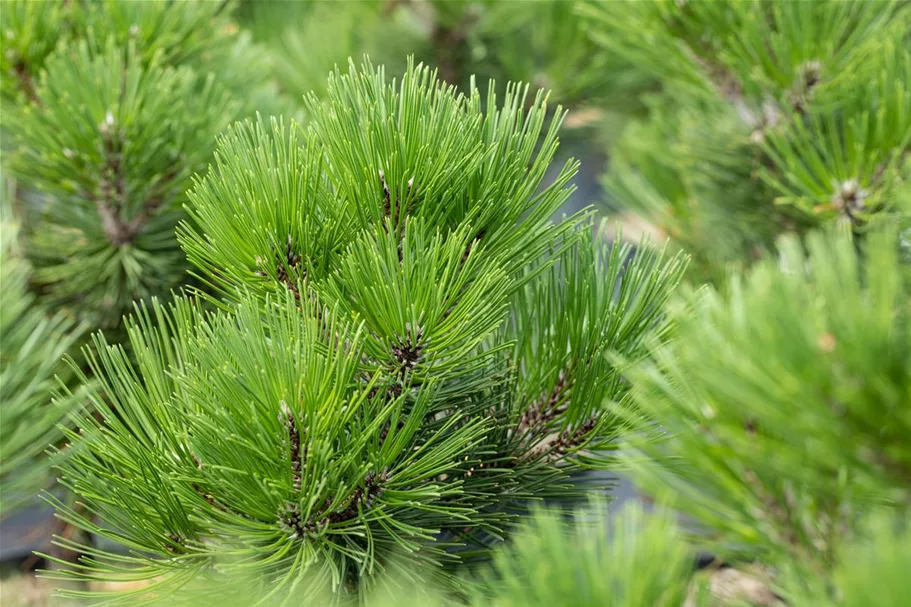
[
  {"left": 581, "top": 0, "right": 911, "bottom": 281},
  {"left": 618, "top": 226, "right": 910, "bottom": 594},
  {"left": 42, "top": 60, "right": 685, "bottom": 603},
  {"left": 3, "top": 0, "right": 282, "bottom": 333},
  {"left": 0, "top": 181, "right": 87, "bottom": 517},
  {"left": 7, "top": 41, "right": 238, "bottom": 329},
  {"left": 6, "top": 2, "right": 908, "bottom": 604}
]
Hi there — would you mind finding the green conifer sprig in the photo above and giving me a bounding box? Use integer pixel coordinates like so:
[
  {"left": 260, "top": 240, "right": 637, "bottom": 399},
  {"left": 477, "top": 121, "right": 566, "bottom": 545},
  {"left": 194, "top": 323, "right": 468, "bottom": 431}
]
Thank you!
[
  {"left": 182, "top": 61, "right": 580, "bottom": 300},
  {"left": 301, "top": 62, "right": 576, "bottom": 266},
  {"left": 71, "top": 0, "right": 286, "bottom": 118},
  {"left": 507, "top": 227, "right": 686, "bottom": 444},
  {"left": 760, "top": 39, "right": 911, "bottom": 220},
  {"left": 0, "top": 0, "right": 69, "bottom": 103},
  {"left": 580, "top": 0, "right": 904, "bottom": 106},
  {"left": 602, "top": 92, "right": 801, "bottom": 281},
  {"left": 581, "top": 0, "right": 911, "bottom": 281},
  {"left": 46, "top": 294, "right": 492, "bottom": 596},
  {"left": 2, "top": 0, "right": 271, "bottom": 107},
  {"left": 470, "top": 501, "right": 699, "bottom": 607},
  {"left": 44, "top": 61, "right": 686, "bottom": 602},
  {"left": 8, "top": 41, "right": 238, "bottom": 328},
  {"left": 320, "top": 219, "right": 512, "bottom": 386},
  {"left": 620, "top": 227, "right": 911, "bottom": 574}
]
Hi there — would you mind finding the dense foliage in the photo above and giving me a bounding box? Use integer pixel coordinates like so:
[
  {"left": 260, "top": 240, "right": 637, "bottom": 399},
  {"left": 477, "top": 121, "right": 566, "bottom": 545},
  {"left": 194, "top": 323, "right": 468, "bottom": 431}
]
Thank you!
[
  {"left": 238, "top": 0, "right": 620, "bottom": 109},
  {"left": 582, "top": 0, "right": 911, "bottom": 281},
  {"left": 3, "top": 0, "right": 281, "bottom": 332},
  {"left": 0, "top": 2, "right": 909, "bottom": 606},
  {"left": 0, "top": 190, "right": 87, "bottom": 517},
  {"left": 620, "top": 227, "right": 910, "bottom": 595},
  {"left": 43, "top": 61, "right": 685, "bottom": 603}
]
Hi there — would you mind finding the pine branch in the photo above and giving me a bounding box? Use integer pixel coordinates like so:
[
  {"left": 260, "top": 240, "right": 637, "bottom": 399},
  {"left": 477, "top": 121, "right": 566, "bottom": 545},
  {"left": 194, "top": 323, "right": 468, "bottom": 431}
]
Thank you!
[
  {"left": 549, "top": 417, "right": 598, "bottom": 460},
  {"left": 515, "top": 368, "right": 571, "bottom": 437},
  {"left": 42, "top": 60, "right": 687, "bottom": 601},
  {"left": 391, "top": 323, "right": 424, "bottom": 375},
  {"left": 12, "top": 59, "right": 38, "bottom": 103},
  {"left": 583, "top": 0, "right": 910, "bottom": 280},
  {"left": 190, "top": 455, "right": 219, "bottom": 511},
  {"left": 621, "top": 227, "right": 911, "bottom": 572},
  {"left": 96, "top": 125, "right": 180, "bottom": 247},
  {"left": 5, "top": 0, "right": 276, "bottom": 328},
  {"left": 280, "top": 400, "right": 304, "bottom": 493}
]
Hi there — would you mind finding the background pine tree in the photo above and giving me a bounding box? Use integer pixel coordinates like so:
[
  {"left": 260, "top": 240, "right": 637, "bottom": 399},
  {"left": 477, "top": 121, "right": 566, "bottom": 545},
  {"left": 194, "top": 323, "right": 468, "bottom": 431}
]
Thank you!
[
  {"left": 0, "top": 181, "right": 88, "bottom": 518},
  {"left": 3, "top": 0, "right": 284, "bottom": 334},
  {"left": 618, "top": 226, "right": 910, "bottom": 598},
  {"left": 582, "top": 0, "right": 911, "bottom": 282}
]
